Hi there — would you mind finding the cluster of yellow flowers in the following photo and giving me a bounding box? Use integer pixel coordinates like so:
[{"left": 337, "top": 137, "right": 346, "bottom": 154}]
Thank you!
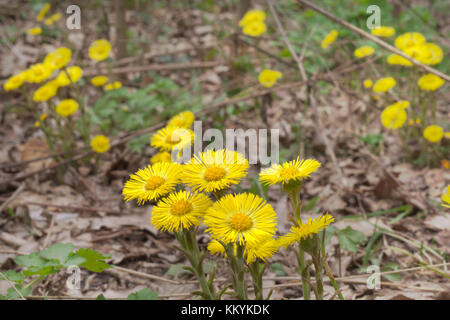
[
  {"left": 122, "top": 111, "right": 334, "bottom": 266},
  {"left": 321, "top": 30, "right": 338, "bottom": 49},
  {"left": 27, "top": 3, "right": 62, "bottom": 36},
  {"left": 386, "top": 32, "right": 443, "bottom": 66},
  {"left": 239, "top": 9, "right": 267, "bottom": 37}
]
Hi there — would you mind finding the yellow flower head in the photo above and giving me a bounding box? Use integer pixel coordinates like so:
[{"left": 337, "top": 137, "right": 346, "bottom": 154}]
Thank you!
[
  {"left": 3, "top": 72, "right": 27, "bottom": 91},
  {"left": 204, "top": 193, "right": 277, "bottom": 246},
  {"left": 167, "top": 111, "right": 195, "bottom": 129},
  {"left": 363, "top": 79, "right": 373, "bottom": 88},
  {"left": 122, "top": 162, "right": 181, "bottom": 205},
  {"left": 417, "top": 73, "right": 445, "bottom": 91},
  {"left": 91, "top": 76, "right": 109, "bottom": 87},
  {"left": 420, "top": 43, "right": 443, "bottom": 65},
  {"left": 279, "top": 214, "right": 335, "bottom": 248},
  {"left": 150, "top": 151, "right": 173, "bottom": 164},
  {"left": 354, "top": 45, "right": 375, "bottom": 58},
  {"left": 182, "top": 149, "right": 249, "bottom": 193},
  {"left": 151, "top": 191, "right": 212, "bottom": 232},
  {"left": 56, "top": 99, "right": 78, "bottom": 117},
  {"left": 90, "top": 135, "right": 110, "bottom": 153},
  {"left": 395, "top": 32, "right": 426, "bottom": 50},
  {"left": 371, "top": 26, "right": 395, "bottom": 37},
  {"left": 321, "top": 30, "right": 338, "bottom": 49},
  {"left": 56, "top": 66, "right": 83, "bottom": 86},
  {"left": 386, "top": 53, "right": 412, "bottom": 66},
  {"left": 40, "top": 113, "right": 48, "bottom": 121},
  {"left": 441, "top": 186, "right": 450, "bottom": 208},
  {"left": 380, "top": 100, "right": 409, "bottom": 130},
  {"left": 258, "top": 69, "right": 282, "bottom": 88},
  {"left": 32, "top": 83, "right": 57, "bottom": 102},
  {"left": 27, "top": 63, "right": 53, "bottom": 83},
  {"left": 104, "top": 81, "right": 122, "bottom": 91},
  {"left": 37, "top": 3, "right": 51, "bottom": 22},
  {"left": 35, "top": 121, "right": 40, "bottom": 128},
  {"left": 207, "top": 240, "right": 227, "bottom": 256},
  {"left": 44, "top": 13, "right": 62, "bottom": 25},
  {"left": 242, "top": 21, "right": 266, "bottom": 37},
  {"left": 151, "top": 126, "right": 194, "bottom": 152},
  {"left": 245, "top": 237, "right": 280, "bottom": 264},
  {"left": 239, "top": 9, "right": 266, "bottom": 27},
  {"left": 88, "top": 39, "right": 111, "bottom": 61},
  {"left": 373, "top": 77, "right": 396, "bottom": 93},
  {"left": 423, "top": 125, "right": 444, "bottom": 143},
  {"left": 44, "top": 47, "right": 72, "bottom": 70},
  {"left": 28, "top": 27, "right": 42, "bottom": 35},
  {"left": 259, "top": 158, "right": 321, "bottom": 186}
]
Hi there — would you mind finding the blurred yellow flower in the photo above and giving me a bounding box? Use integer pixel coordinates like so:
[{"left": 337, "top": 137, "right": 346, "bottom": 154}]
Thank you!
[
  {"left": 363, "top": 79, "right": 373, "bottom": 88},
  {"left": 56, "top": 99, "right": 78, "bottom": 117},
  {"left": 373, "top": 77, "right": 396, "bottom": 93},
  {"left": 354, "top": 46, "right": 374, "bottom": 58},
  {"left": 259, "top": 158, "right": 321, "bottom": 186},
  {"left": 258, "top": 69, "right": 282, "bottom": 88},
  {"left": 37, "top": 3, "right": 50, "bottom": 22},
  {"left": 56, "top": 66, "right": 83, "bottom": 86},
  {"left": 35, "top": 121, "right": 40, "bottom": 128},
  {"left": 321, "top": 30, "right": 338, "bottom": 49},
  {"left": 91, "top": 76, "right": 109, "bottom": 87},
  {"left": 150, "top": 151, "right": 173, "bottom": 164},
  {"left": 44, "top": 13, "right": 62, "bottom": 26},
  {"left": 28, "top": 27, "right": 42, "bottom": 35},
  {"left": 395, "top": 32, "right": 426, "bottom": 50},
  {"left": 380, "top": 101, "right": 409, "bottom": 129},
  {"left": 151, "top": 126, "right": 194, "bottom": 152},
  {"left": 32, "top": 83, "right": 57, "bottom": 102},
  {"left": 423, "top": 125, "right": 444, "bottom": 143},
  {"left": 239, "top": 9, "right": 266, "bottom": 27},
  {"left": 417, "top": 73, "right": 445, "bottom": 91},
  {"left": 27, "top": 63, "right": 53, "bottom": 83},
  {"left": 40, "top": 113, "right": 48, "bottom": 121},
  {"left": 167, "top": 111, "right": 195, "bottom": 129},
  {"left": 3, "top": 72, "right": 27, "bottom": 91},
  {"left": 420, "top": 43, "right": 443, "bottom": 65},
  {"left": 386, "top": 53, "right": 412, "bottom": 66},
  {"left": 88, "top": 39, "right": 111, "bottom": 61},
  {"left": 44, "top": 47, "right": 72, "bottom": 70},
  {"left": 91, "top": 135, "right": 110, "bottom": 153},
  {"left": 104, "top": 81, "right": 122, "bottom": 91},
  {"left": 371, "top": 26, "right": 395, "bottom": 37},
  {"left": 442, "top": 186, "right": 450, "bottom": 208},
  {"left": 242, "top": 21, "right": 266, "bottom": 37}
]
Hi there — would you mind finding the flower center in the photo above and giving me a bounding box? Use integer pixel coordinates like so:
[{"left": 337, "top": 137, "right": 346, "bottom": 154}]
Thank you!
[
  {"left": 171, "top": 200, "right": 193, "bottom": 216},
  {"left": 204, "top": 166, "right": 226, "bottom": 181},
  {"left": 165, "top": 133, "right": 181, "bottom": 144},
  {"left": 145, "top": 176, "right": 165, "bottom": 190},
  {"left": 229, "top": 213, "right": 253, "bottom": 232},
  {"left": 279, "top": 166, "right": 299, "bottom": 179}
]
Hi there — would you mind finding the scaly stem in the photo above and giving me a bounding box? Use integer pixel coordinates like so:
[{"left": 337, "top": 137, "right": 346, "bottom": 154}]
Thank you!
[
  {"left": 311, "top": 234, "right": 324, "bottom": 300},
  {"left": 295, "top": 246, "right": 311, "bottom": 300},
  {"left": 248, "top": 262, "right": 265, "bottom": 300}
]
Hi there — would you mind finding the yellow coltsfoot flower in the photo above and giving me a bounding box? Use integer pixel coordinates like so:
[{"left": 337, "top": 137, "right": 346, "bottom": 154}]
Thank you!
[
  {"left": 37, "top": 3, "right": 50, "bottom": 22},
  {"left": 91, "top": 135, "right": 110, "bottom": 153},
  {"left": 151, "top": 126, "right": 194, "bottom": 152},
  {"left": 56, "top": 99, "right": 78, "bottom": 117},
  {"left": 380, "top": 101, "right": 409, "bottom": 130},
  {"left": 32, "top": 83, "right": 57, "bottom": 102},
  {"left": 167, "top": 111, "right": 195, "bottom": 129},
  {"left": 88, "top": 39, "right": 111, "bottom": 61},
  {"left": 90, "top": 76, "right": 109, "bottom": 87},
  {"left": 395, "top": 32, "right": 426, "bottom": 50},
  {"left": 3, "top": 72, "right": 27, "bottom": 91},
  {"left": 321, "top": 30, "right": 338, "bottom": 49},
  {"left": 44, "top": 47, "right": 72, "bottom": 70},
  {"left": 56, "top": 66, "right": 83, "bottom": 86},
  {"left": 204, "top": 193, "right": 277, "bottom": 246},
  {"left": 239, "top": 9, "right": 266, "bottom": 27},
  {"left": 417, "top": 73, "right": 445, "bottom": 91},
  {"left": 441, "top": 186, "right": 450, "bottom": 208},
  {"left": 150, "top": 151, "right": 173, "bottom": 164},
  {"left": 27, "top": 63, "right": 53, "bottom": 83},
  {"left": 258, "top": 69, "right": 282, "bottom": 88},
  {"left": 122, "top": 162, "right": 181, "bottom": 205},
  {"left": 373, "top": 77, "right": 396, "bottom": 93},
  {"left": 371, "top": 26, "right": 395, "bottom": 37},
  {"left": 423, "top": 125, "right": 444, "bottom": 143},
  {"left": 259, "top": 158, "right": 321, "bottom": 186},
  {"left": 354, "top": 46, "right": 375, "bottom": 58},
  {"left": 363, "top": 79, "right": 373, "bottom": 88},
  {"left": 245, "top": 237, "right": 280, "bottom": 264},
  {"left": 104, "top": 81, "right": 122, "bottom": 91},
  {"left": 151, "top": 190, "right": 212, "bottom": 232},
  {"left": 278, "top": 213, "right": 335, "bottom": 248},
  {"left": 242, "top": 21, "right": 266, "bottom": 37},
  {"left": 28, "top": 27, "right": 42, "bottom": 35},
  {"left": 182, "top": 149, "right": 249, "bottom": 193}
]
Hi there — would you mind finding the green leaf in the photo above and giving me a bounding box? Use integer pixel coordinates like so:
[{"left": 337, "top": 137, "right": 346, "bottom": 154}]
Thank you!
[
  {"left": 40, "top": 243, "right": 75, "bottom": 264},
  {"left": 127, "top": 288, "right": 158, "bottom": 300},
  {"left": 6, "top": 285, "right": 31, "bottom": 299},
  {"left": 15, "top": 253, "right": 46, "bottom": 268},
  {"left": 3, "top": 270, "right": 25, "bottom": 284},
  {"left": 270, "top": 262, "right": 288, "bottom": 276},
  {"left": 165, "top": 264, "right": 189, "bottom": 278},
  {"left": 304, "top": 196, "right": 319, "bottom": 212},
  {"left": 76, "top": 248, "right": 111, "bottom": 272},
  {"left": 96, "top": 294, "right": 107, "bottom": 300},
  {"left": 322, "top": 225, "right": 337, "bottom": 246},
  {"left": 381, "top": 262, "right": 402, "bottom": 282},
  {"left": 337, "top": 227, "right": 367, "bottom": 252}
]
